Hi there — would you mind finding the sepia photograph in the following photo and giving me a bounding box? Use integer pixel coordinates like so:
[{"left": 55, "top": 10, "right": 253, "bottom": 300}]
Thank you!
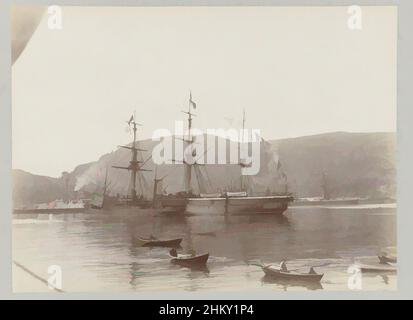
[{"left": 10, "top": 5, "right": 397, "bottom": 293}]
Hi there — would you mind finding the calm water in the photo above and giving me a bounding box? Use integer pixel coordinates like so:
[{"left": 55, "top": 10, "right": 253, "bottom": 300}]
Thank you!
[{"left": 12, "top": 204, "right": 397, "bottom": 292}]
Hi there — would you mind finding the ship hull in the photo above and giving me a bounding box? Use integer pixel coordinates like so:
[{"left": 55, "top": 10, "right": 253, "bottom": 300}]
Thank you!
[
  {"left": 157, "top": 198, "right": 188, "bottom": 214},
  {"left": 185, "top": 196, "right": 291, "bottom": 215}
]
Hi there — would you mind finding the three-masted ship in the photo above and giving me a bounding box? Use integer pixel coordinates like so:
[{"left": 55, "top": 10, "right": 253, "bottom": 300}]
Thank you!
[{"left": 164, "top": 94, "right": 293, "bottom": 215}]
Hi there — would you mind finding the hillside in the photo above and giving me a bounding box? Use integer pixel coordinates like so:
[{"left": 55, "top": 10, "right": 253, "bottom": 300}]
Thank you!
[
  {"left": 13, "top": 169, "right": 66, "bottom": 206},
  {"left": 12, "top": 132, "right": 396, "bottom": 206},
  {"left": 272, "top": 132, "right": 395, "bottom": 198}
]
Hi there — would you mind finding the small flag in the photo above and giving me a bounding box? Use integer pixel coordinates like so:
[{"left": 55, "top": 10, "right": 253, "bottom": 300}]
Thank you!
[
  {"left": 128, "top": 115, "right": 134, "bottom": 125},
  {"left": 189, "top": 92, "right": 197, "bottom": 109}
]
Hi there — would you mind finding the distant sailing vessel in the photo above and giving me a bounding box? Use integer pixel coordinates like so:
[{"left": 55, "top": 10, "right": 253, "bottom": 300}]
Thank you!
[
  {"left": 167, "top": 93, "right": 293, "bottom": 215},
  {"left": 292, "top": 172, "right": 360, "bottom": 207},
  {"left": 88, "top": 167, "right": 120, "bottom": 210}
]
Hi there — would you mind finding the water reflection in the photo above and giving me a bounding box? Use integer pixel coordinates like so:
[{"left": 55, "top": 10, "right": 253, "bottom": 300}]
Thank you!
[
  {"left": 12, "top": 205, "right": 397, "bottom": 292},
  {"left": 172, "top": 263, "right": 210, "bottom": 275},
  {"left": 261, "top": 275, "right": 324, "bottom": 291}
]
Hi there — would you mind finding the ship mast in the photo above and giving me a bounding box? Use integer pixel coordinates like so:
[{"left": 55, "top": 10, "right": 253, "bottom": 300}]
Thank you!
[
  {"left": 152, "top": 165, "right": 168, "bottom": 206},
  {"left": 321, "top": 171, "right": 330, "bottom": 200},
  {"left": 239, "top": 109, "right": 247, "bottom": 191},
  {"left": 113, "top": 115, "right": 150, "bottom": 204},
  {"left": 130, "top": 120, "right": 139, "bottom": 201},
  {"left": 101, "top": 167, "right": 108, "bottom": 208},
  {"left": 181, "top": 92, "right": 196, "bottom": 194},
  {"left": 238, "top": 109, "right": 245, "bottom": 191}
]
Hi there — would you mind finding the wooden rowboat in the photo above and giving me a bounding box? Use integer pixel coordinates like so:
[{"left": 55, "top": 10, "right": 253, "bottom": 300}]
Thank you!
[
  {"left": 170, "top": 253, "right": 209, "bottom": 267},
  {"left": 262, "top": 265, "right": 324, "bottom": 282},
  {"left": 378, "top": 255, "right": 397, "bottom": 264},
  {"left": 133, "top": 236, "right": 182, "bottom": 248},
  {"left": 262, "top": 275, "right": 324, "bottom": 290},
  {"left": 358, "top": 263, "right": 396, "bottom": 273}
]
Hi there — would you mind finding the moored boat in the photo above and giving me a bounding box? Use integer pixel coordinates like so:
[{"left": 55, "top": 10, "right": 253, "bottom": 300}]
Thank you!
[
  {"left": 261, "top": 264, "right": 324, "bottom": 282},
  {"left": 290, "top": 172, "right": 359, "bottom": 207},
  {"left": 358, "top": 263, "right": 397, "bottom": 273},
  {"left": 133, "top": 236, "right": 182, "bottom": 248},
  {"left": 261, "top": 274, "right": 324, "bottom": 290},
  {"left": 169, "top": 249, "right": 209, "bottom": 267},
  {"left": 378, "top": 255, "right": 397, "bottom": 264}
]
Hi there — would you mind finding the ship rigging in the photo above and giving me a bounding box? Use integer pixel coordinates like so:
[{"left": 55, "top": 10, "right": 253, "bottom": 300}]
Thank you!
[{"left": 112, "top": 115, "right": 152, "bottom": 206}]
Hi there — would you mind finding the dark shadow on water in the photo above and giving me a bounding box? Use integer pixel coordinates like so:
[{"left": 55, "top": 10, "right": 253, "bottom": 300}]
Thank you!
[
  {"left": 249, "top": 213, "right": 291, "bottom": 226},
  {"left": 261, "top": 275, "right": 324, "bottom": 291},
  {"left": 170, "top": 261, "right": 210, "bottom": 275}
]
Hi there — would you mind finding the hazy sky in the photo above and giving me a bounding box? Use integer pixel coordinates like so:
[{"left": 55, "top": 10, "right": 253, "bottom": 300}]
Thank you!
[{"left": 12, "top": 6, "right": 397, "bottom": 177}]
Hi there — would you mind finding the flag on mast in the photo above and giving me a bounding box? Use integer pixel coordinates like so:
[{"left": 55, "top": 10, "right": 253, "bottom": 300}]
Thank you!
[{"left": 189, "top": 91, "right": 197, "bottom": 109}]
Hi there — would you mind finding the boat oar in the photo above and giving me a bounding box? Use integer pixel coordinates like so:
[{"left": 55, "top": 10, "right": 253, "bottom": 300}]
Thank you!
[
  {"left": 248, "top": 260, "right": 309, "bottom": 273},
  {"left": 249, "top": 262, "right": 264, "bottom": 268},
  {"left": 309, "top": 262, "right": 332, "bottom": 268},
  {"left": 248, "top": 260, "right": 268, "bottom": 269}
]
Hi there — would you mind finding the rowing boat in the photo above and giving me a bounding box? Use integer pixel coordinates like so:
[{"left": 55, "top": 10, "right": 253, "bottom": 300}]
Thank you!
[
  {"left": 378, "top": 255, "right": 397, "bottom": 264},
  {"left": 170, "top": 252, "right": 209, "bottom": 267},
  {"left": 262, "top": 275, "right": 324, "bottom": 290},
  {"left": 133, "top": 236, "right": 182, "bottom": 248},
  {"left": 358, "top": 263, "right": 397, "bottom": 273},
  {"left": 262, "top": 265, "right": 324, "bottom": 282}
]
